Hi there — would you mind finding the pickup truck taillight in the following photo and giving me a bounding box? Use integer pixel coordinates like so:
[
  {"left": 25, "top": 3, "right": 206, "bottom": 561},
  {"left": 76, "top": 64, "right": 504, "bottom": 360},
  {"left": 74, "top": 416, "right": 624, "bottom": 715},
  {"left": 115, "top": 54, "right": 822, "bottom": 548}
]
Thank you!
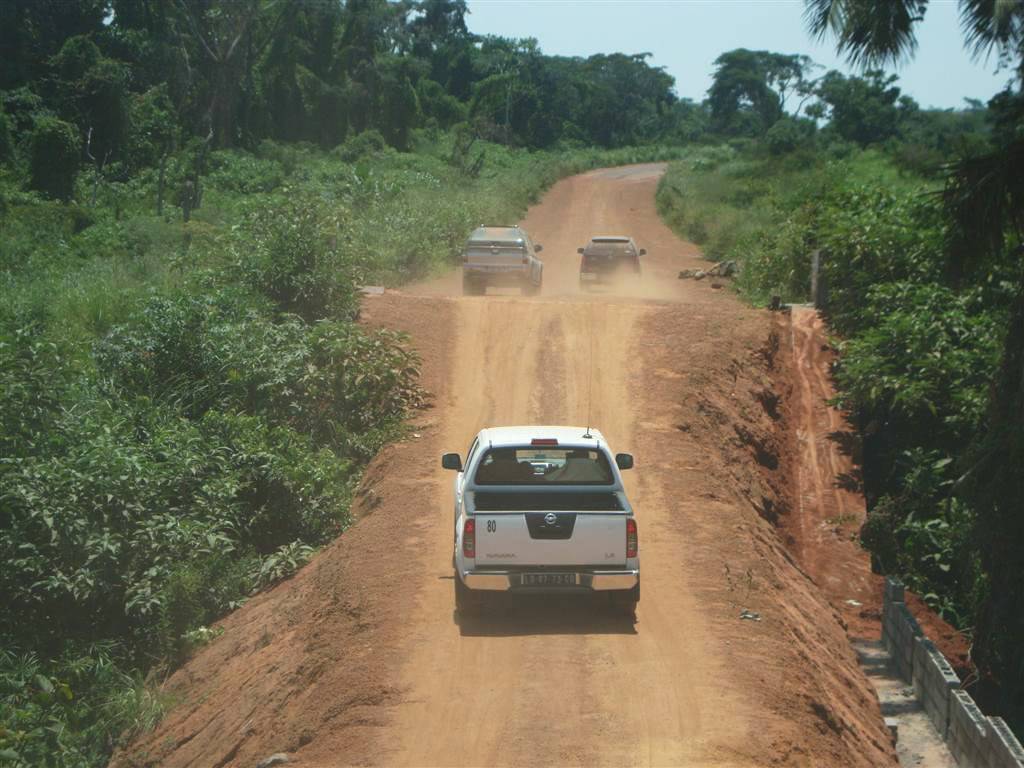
[
  {"left": 463, "top": 518, "right": 476, "bottom": 558},
  {"left": 626, "top": 518, "right": 638, "bottom": 558}
]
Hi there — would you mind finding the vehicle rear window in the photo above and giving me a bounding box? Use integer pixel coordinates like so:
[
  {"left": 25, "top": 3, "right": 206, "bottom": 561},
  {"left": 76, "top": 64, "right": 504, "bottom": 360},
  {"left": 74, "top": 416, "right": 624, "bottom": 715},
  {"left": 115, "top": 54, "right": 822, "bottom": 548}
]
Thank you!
[
  {"left": 473, "top": 447, "right": 614, "bottom": 485},
  {"left": 466, "top": 244, "right": 524, "bottom": 254},
  {"left": 584, "top": 243, "right": 632, "bottom": 257}
]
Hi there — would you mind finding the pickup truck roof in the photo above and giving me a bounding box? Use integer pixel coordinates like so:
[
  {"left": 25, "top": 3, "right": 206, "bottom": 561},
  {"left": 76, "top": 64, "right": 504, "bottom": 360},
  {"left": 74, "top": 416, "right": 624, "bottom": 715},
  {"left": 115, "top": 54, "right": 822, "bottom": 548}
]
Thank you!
[{"left": 476, "top": 425, "right": 606, "bottom": 449}]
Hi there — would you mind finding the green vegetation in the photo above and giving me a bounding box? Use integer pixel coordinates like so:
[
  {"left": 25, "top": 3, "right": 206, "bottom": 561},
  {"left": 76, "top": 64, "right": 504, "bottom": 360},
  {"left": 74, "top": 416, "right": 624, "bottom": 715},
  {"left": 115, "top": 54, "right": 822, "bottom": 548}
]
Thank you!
[
  {"left": 0, "top": 134, "right": 690, "bottom": 766},
  {"left": 657, "top": 137, "right": 1015, "bottom": 710},
  {"left": 0, "top": 5, "right": 697, "bottom": 762},
  {"left": 2, "top": 0, "right": 1022, "bottom": 759},
  {"left": 658, "top": 0, "right": 1024, "bottom": 729}
]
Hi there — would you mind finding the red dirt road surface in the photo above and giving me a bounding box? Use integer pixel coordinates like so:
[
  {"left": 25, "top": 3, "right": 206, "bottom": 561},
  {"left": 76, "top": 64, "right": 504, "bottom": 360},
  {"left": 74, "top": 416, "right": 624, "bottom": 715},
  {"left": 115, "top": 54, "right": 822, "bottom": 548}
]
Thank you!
[{"left": 115, "top": 165, "right": 897, "bottom": 767}]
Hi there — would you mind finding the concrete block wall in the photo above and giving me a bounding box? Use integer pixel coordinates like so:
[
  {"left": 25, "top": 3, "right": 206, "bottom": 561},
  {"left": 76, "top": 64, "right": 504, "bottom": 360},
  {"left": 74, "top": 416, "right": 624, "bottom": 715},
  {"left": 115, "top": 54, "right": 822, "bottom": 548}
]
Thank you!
[
  {"left": 882, "top": 579, "right": 1024, "bottom": 768},
  {"left": 881, "top": 579, "right": 922, "bottom": 682},
  {"left": 949, "top": 687, "right": 989, "bottom": 765},
  {"left": 913, "top": 636, "right": 961, "bottom": 737},
  {"left": 990, "top": 719, "right": 1024, "bottom": 767}
]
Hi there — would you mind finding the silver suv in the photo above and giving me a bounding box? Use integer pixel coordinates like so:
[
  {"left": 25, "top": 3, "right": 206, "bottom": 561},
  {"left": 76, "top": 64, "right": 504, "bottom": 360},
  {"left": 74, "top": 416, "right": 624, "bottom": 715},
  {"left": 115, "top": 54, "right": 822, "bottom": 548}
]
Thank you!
[{"left": 461, "top": 225, "right": 543, "bottom": 296}]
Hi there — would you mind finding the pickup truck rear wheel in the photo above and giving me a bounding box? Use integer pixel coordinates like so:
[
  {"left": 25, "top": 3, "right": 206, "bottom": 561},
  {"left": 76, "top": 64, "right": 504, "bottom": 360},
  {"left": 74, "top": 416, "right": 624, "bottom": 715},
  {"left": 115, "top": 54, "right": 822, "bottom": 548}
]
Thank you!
[
  {"left": 454, "top": 572, "right": 482, "bottom": 615},
  {"left": 462, "top": 275, "right": 484, "bottom": 296}
]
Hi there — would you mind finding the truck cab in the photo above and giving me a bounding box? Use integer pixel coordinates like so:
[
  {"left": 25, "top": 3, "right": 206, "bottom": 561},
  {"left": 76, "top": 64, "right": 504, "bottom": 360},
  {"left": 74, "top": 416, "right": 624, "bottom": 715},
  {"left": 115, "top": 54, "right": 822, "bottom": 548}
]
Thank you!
[{"left": 441, "top": 426, "right": 640, "bottom": 616}]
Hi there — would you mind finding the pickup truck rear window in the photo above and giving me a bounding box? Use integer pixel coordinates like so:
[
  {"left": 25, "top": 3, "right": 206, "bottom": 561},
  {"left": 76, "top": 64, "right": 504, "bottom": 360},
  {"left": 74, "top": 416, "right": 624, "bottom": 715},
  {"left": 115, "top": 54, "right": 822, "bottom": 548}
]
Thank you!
[
  {"left": 466, "top": 245, "right": 525, "bottom": 256},
  {"left": 473, "top": 492, "right": 623, "bottom": 511},
  {"left": 473, "top": 447, "right": 614, "bottom": 485}
]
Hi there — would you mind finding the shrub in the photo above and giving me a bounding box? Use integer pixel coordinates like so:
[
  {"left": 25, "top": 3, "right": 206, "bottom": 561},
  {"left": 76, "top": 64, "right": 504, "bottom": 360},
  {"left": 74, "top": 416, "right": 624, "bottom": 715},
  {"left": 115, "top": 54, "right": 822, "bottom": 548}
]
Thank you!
[
  {"left": 765, "top": 117, "right": 815, "bottom": 155},
  {"left": 234, "top": 200, "right": 361, "bottom": 322},
  {"left": 818, "top": 187, "right": 947, "bottom": 334},
  {"left": 126, "top": 85, "right": 176, "bottom": 171},
  {"left": 29, "top": 118, "right": 81, "bottom": 201},
  {"left": 94, "top": 290, "right": 422, "bottom": 451},
  {"left": 0, "top": 106, "right": 13, "bottom": 164},
  {"left": 0, "top": 323, "right": 72, "bottom": 460},
  {"left": 833, "top": 283, "right": 1000, "bottom": 440},
  {"left": 0, "top": 644, "right": 164, "bottom": 768},
  {"left": 334, "top": 129, "right": 388, "bottom": 163},
  {"left": 206, "top": 150, "right": 286, "bottom": 194}
]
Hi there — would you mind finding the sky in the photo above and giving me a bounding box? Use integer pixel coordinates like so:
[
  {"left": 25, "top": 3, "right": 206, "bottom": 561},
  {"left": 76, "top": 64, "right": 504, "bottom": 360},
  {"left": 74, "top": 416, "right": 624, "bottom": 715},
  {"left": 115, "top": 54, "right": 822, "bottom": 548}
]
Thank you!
[{"left": 464, "top": 0, "right": 1014, "bottom": 110}]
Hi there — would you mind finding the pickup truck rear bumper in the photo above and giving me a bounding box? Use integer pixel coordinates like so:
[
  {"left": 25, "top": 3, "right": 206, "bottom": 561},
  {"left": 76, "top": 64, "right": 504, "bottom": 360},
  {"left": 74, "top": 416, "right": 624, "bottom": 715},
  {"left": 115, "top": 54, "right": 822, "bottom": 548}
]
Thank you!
[{"left": 461, "top": 569, "right": 639, "bottom": 592}]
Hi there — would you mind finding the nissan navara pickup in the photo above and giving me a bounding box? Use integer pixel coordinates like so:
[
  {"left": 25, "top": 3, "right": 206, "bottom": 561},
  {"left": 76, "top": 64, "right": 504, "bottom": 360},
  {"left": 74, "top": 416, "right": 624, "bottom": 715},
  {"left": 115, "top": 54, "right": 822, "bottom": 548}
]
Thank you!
[{"left": 441, "top": 426, "right": 639, "bottom": 616}]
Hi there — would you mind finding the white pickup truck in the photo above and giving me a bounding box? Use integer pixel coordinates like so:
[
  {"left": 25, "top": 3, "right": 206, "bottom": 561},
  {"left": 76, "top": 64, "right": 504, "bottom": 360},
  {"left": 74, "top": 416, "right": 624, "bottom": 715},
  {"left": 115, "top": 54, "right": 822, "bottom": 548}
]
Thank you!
[{"left": 441, "top": 426, "right": 640, "bottom": 616}]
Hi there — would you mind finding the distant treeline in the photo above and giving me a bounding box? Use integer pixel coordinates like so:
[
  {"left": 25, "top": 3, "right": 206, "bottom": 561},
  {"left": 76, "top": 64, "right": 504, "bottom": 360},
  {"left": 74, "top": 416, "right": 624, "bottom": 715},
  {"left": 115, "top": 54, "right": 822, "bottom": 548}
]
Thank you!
[{"left": 0, "top": 0, "right": 998, "bottom": 206}]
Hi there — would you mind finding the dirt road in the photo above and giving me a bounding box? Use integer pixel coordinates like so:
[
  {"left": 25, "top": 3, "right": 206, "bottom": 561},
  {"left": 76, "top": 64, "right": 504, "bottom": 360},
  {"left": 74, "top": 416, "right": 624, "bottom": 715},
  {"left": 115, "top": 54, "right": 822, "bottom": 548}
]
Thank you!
[{"left": 117, "top": 165, "right": 896, "bottom": 767}]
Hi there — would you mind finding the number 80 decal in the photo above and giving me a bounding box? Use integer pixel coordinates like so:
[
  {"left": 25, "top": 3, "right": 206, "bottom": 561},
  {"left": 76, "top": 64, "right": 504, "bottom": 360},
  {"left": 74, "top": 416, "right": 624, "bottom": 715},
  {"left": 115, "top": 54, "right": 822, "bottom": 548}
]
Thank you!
[{"left": 486, "top": 519, "right": 496, "bottom": 533}]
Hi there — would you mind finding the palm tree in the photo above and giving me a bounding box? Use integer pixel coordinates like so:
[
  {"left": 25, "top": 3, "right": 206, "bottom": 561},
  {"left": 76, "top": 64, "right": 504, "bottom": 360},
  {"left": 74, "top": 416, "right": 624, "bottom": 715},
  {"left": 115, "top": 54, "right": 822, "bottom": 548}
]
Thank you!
[
  {"left": 805, "top": 0, "right": 1024, "bottom": 729},
  {"left": 805, "top": 0, "right": 1024, "bottom": 76}
]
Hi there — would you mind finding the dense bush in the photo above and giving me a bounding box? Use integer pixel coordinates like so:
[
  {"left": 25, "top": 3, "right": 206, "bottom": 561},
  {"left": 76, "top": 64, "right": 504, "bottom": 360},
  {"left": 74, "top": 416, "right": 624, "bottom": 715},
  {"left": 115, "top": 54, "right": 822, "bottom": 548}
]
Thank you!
[
  {"left": 817, "top": 188, "right": 947, "bottom": 334},
  {"left": 334, "top": 129, "right": 388, "bottom": 163},
  {"left": 832, "top": 283, "right": 1000, "bottom": 444},
  {"left": 0, "top": 106, "right": 13, "bottom": 164},
  {"left": 0, "top": 644, "right": 163, "bottom": 767},
  {"left": 656, "top": 143, "right": 1009, "bottom": 637},
  {"left": 765, "top": 117, "right": 815, "bottom": 155},
  {"left": 233, "top": 200, "right": 361, "bottom": 322},
  {"left": 29, "top": 118, "right": 80, "bottom": 201}
]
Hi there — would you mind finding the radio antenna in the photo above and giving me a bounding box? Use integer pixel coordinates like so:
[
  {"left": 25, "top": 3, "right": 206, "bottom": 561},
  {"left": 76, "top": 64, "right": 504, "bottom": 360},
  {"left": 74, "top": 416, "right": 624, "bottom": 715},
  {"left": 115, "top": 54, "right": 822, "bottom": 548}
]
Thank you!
[{"left": 583, "top": 302, "right": 594, "bottom": 439}]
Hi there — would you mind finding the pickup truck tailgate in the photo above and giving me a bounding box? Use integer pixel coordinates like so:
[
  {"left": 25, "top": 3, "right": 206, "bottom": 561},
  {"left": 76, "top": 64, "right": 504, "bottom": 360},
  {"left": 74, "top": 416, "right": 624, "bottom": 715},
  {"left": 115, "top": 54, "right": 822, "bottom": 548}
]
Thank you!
[
  {"left": 465, "top": 246, "right": 525, "bottom": 269},
  {"left": 474, "top": 512, "right": 627, "bottom": 567}
]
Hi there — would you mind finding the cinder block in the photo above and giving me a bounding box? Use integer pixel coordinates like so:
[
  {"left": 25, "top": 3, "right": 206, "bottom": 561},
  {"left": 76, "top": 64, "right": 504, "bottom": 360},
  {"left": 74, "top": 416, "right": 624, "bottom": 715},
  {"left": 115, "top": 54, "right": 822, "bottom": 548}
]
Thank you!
[
  {"left": 885, "top": 578, "right": 905, "bottom": 604},
  {"left": 949, "top": 689, "right": 989, "bottom": 766},
  {"left": 986, "top": 716, "right": 1024, "bottom": 768},
  {"left": 882, "top": 601, "right": 899, "bottom": 657},
  {"left": 913, "top": 637, "right": 958, "bottom": 737},
  {"left": 888, "top": 603, "right": 922, "bottom": 682}
]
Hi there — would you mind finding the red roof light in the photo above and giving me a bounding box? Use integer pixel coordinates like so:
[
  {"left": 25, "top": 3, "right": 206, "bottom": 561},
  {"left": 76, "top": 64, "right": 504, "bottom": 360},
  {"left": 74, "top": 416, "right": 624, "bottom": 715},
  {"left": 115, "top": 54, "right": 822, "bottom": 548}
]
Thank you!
[{"left": 531, "top": 438, "right": 559, "bottom": 446}]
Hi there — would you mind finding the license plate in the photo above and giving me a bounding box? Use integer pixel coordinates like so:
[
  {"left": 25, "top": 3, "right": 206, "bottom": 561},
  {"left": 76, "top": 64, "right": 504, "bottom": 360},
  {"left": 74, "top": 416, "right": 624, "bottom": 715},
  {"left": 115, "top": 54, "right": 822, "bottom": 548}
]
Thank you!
[
  {"left": 521, "top": 573, "right": 576, "bottom": 587},
  {"left": 580, "top": 273, "right": 597, "bottom": 281}
]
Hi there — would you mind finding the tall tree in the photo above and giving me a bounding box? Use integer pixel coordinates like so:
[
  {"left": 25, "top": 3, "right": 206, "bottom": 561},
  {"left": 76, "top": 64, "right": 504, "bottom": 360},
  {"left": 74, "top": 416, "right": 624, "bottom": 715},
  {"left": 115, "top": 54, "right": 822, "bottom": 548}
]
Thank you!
[
  {"left": 708, "top": 49, "right": 816, "bottom": 136},
  {"left": 815, "top": 68, "right": 914, "bottom": 145},
  {"left": 174, "top": 0, "right": 288, "bottom": 147},
  {"left": 0, "top": 0, "right": 108, "bottom": 90}
]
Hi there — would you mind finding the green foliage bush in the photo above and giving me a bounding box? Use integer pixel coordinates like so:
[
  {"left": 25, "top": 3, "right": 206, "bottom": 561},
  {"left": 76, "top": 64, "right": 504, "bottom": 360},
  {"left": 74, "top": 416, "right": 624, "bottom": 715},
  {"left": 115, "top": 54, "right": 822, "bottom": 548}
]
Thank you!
[
  {"left": 29, "top": 118, "right": 80, "bottom": 201},
  {"left": 656, "top": 141, "right": 1006, "bottom": 633},
  {"left": 126, "top": 85, "right": 176, "bottom": 171},
  {"left": 233, "top": 200, "right": 361, "bottom": 322},
  {"left": 0, "top": 644, "right": 164, "bottom": 768},
  {"left": 0, "top": 106, "right": 13, "bottom": 164},
  {"left": 832, "top": 283, "right": 1001, "bottom": 439},
  {"left": 817, "top": 188, "right": 947, "bottom": 334},
  {"left": 206, "top": 150, "right": 287, "bottom": 194},
  {"left": 334, "top": 129, "right": 389, "bottom": 163},
  {"left": 765, "top": 117, "right": 816, "bottom": 155}
]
